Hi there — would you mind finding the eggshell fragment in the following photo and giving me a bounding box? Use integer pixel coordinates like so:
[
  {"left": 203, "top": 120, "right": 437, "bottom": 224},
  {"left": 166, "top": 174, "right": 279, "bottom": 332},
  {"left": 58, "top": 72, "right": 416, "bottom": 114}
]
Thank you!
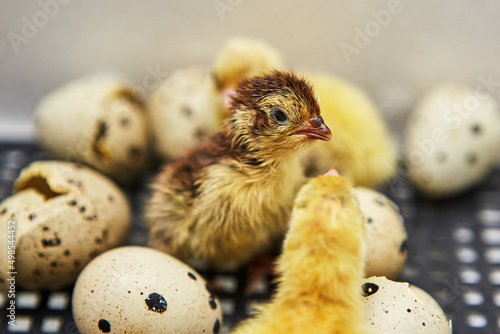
[
  {"left": 34, "top": 75, "right": 149, "bottom": 183},
  {"left": 147, "top": 67, "right": 223, "bottom": 160},
  {"left": 72, "top": 246, "right": 222, "bottom": 334},
  {"left": 355, "top": 187, "right": 407, "bottom": 279},
  {"left": 0, "top": 161, "right": 131, "bottom": 290},
  {"left": 405, "top": 83, "right": 500, "bottom": 198},
  {"left": 363, "top": 276, "right": 452, "bottom": 333}
]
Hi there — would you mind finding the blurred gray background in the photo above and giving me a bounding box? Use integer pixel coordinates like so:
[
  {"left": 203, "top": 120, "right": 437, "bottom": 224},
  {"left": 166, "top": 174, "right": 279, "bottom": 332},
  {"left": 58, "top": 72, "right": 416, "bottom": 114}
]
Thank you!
[{"left": 1, "top": 0, "right": 499, "bottom": 141}]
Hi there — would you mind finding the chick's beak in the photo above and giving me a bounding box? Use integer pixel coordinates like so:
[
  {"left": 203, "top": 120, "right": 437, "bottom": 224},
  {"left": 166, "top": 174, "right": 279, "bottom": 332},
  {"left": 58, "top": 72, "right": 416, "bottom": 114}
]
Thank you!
[{"left": 292, "top": 115, "right": 332, "bottom": 141}]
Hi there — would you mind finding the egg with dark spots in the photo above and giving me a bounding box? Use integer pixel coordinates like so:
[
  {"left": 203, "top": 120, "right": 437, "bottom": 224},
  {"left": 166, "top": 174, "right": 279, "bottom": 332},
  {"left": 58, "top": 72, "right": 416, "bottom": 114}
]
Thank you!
[
  {"left": 405, "top": 83, "right": 500, "bottom": 198},
  {"left": 364, "top": 276, "right": 452, "bottom": 333},
  {"left": 72, "top": 246, "right": 222, "bottom": 333},
  {"left": 33, "top": 75, "right": 149, "bottom": 184},
  {"left": 355, "top": 187, "right": 407, "bottom": 279},
  {"left": 147, "top": 67, "right": 223, "bottom": 160},
  {"left": 0, "top": 161, "right": 131, "bottom": 291}
]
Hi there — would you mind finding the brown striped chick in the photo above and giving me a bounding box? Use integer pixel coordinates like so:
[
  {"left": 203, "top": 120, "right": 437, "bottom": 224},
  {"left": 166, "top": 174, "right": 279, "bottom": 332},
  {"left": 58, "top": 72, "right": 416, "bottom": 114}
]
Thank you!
[
  {"left": 301, "top": 72, "right": 398, "bottom": 188},
  {"left": 146, "top": 71, "right": 331, "bottom": 270},
  {"left": 232, "top": 169, "right": 370, "bottom": 334},
  {"left": 213, "top": 37, "right": 285, "bottom": 113}
]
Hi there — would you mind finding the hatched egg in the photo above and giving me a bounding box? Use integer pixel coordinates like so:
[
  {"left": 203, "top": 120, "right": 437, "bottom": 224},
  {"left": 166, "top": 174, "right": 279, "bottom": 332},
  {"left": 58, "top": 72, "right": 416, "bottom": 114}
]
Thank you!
[
  {"left": 405, "top": 83, "right": 500, "bottom": 198},
  {"left": 72, "top": 246, "right": 222, "bottom": 334},
  {"left": 147, "top": 67, "right": 223, "bottom": 160},
  {"left": 363, "top": 276, "right": 452, "bottom": 333},
  {"left": 355, "top": 187, "right": 407, "bottom": 279},
  {"left": 34, "top": 74, "right": 149, "bottom": 184},
  {"left": 0, "top": 161, "right": 131, "bottom": 291}
]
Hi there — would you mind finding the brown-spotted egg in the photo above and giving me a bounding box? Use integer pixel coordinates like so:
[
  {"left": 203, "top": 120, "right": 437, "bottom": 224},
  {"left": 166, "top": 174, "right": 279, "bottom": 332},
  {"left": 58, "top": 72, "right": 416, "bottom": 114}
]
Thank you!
[
  {"left": 72, "top": 246, "right": 222, "bottom": 334},
  {"left": 34, "top": 75, "right": 149, "bottom": 183},
  {"left": 405, "top": 83, "right": 500, "bottom": 198},
  {"left": 147, "top": 67, "right": 223, "bottom": 161}
]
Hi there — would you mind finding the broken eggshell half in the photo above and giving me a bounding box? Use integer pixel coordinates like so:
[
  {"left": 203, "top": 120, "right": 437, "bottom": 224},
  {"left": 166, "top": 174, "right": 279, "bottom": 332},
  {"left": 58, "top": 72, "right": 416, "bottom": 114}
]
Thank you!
[
  {"left": 34, "top": 74, "right": 149, "bottom": 184},
  {"left": 0, "top": 161, "right": 131, "bottom": 291}
]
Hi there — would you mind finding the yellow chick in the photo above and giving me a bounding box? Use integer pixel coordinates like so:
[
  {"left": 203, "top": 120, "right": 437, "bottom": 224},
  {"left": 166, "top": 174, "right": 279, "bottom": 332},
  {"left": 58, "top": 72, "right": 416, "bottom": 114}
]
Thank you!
[
  {"left": 301, "top": 72, "right": 398, "bottom": 188},
  {"left": 213, "top": 37, "right": 285, "bottom": 113},
  {"left": 213, "top": 36, "right": 285, "bottom": 90},
  {"left": 232, "top": 169, "right": 370, "bottom": 334}
]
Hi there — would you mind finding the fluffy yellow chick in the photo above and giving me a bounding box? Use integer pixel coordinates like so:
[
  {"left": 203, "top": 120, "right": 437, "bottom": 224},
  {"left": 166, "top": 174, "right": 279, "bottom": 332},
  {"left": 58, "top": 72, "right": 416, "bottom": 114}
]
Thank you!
[
  {"left": 213, "top": 37, "right": 285, "bottom": 113},
  {"left": 301, "top": 72, "right": 398, "bottom": 188},
  {"left": 213, "top": 37, "right": 285, "bottom": 90},
  {"left": 232, "top": 170, "right": 370, "bottom": 334}
]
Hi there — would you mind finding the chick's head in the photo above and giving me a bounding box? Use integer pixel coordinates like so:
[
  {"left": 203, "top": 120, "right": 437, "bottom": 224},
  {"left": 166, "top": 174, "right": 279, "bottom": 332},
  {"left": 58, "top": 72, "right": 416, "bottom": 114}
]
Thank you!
[{"left": 228, "top": 71, "right": 331, "bottom": 160}]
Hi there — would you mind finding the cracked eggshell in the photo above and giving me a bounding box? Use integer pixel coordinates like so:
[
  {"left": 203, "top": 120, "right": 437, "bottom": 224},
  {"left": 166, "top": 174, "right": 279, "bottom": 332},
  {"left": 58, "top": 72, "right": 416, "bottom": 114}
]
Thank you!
[
  {"left": 0, "top": 161, "right": 131, "bottom": 291},
  {"left": 405, "top": 83, "right": 500, "bottom": 198},
  {"left": 355, "top": 187, "right": 407, "bottom": 279},
  {"left": 72, "top": 246, "right": 222, "bottom": 334},
  {"left": 147, "top": 67, "right": 223, "bottom": 160},
  {"left": 34, "top": 75, "right": 149, "bottom": 184},
  {"left": 363, "top": 276, "right": 452, "bottom": 333}
]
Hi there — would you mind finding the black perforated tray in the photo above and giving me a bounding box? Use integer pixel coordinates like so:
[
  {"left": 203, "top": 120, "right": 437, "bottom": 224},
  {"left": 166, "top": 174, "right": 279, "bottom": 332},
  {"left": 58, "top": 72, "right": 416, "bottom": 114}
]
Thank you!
[{"left": 1, "top": 143, "right": 499, "bottom": 334}]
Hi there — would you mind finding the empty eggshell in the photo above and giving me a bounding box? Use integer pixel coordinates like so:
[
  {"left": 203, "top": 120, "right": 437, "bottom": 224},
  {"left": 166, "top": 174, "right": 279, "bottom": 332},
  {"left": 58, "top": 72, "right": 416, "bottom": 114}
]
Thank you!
[
  {"left": 72, "top": 246, "right": 222, "bottom": 334},
  {"left": 355, "top": 187, "right": 408, "bottom": 279},
  {"left": 363, "top": 276, "right": 452, "bottom": 333},
  {"left": 405, "top": 83, "right": 500, "bottom": 198},
  {"left": 34, "top": 75, "right": 149, "bottom": 183},
  {"left": 0, "top": 161, "right": 131, "bottom": 291}
]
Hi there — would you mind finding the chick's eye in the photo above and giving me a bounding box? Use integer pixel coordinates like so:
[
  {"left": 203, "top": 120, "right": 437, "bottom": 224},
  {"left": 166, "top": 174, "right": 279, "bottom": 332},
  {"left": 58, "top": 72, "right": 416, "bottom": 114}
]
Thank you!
[{"left": 272, "top": 108, "right": 289, "bottom": 124}]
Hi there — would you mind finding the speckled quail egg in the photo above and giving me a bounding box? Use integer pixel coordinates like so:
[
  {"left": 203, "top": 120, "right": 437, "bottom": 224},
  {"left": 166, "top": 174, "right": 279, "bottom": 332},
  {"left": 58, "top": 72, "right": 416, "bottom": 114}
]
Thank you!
[
  {"left": 34, "top": 75, "right": 149, "bottom": 183},
  {"left": 363, "top": 276, "right": 452, "bottom": 333},
  {"left": 0, "top": 161, "right": 131, "bottom": 291},
  {"left": 72, "top": 246, "right": 223, "bottom": 334},
  {"left": 354, "top": 187, "right": 407, "bottom": 279},
  {"left": 405, "top": 83, "right": 500, "bottom": 198},
  {"left": 147, "top": 67, "right": 223, "bottom": 160}
]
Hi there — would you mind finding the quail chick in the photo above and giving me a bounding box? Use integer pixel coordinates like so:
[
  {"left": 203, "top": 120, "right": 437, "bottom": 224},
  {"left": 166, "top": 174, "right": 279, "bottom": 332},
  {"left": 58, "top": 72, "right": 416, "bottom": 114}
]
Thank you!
[
  {"left": 232, "top": 169, "right": 370, "bottom": 334},
  {"left": 146, "top": 71, "right": 331, "bottom": 269},
  {"left": 301, "top": 72, "right": 398, "bottom": 188}
]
